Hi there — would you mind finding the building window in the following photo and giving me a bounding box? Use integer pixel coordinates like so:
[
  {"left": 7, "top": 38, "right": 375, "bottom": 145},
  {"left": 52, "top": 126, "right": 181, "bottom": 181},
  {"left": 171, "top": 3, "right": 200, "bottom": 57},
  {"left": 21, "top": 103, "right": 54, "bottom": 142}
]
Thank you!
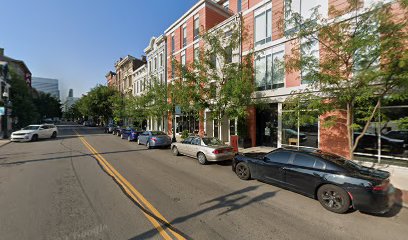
[
  {"left": 225, "top": 47, "right": 233, "bottom": 64},
  {"left": 285, "top": 0, "right": 328, "bottom": 33},
  {"left": 149, "top": 61, "right": 152, "bottom": 73},
  {"left": 160, "top": 53, "right": 163, "bottom": 67},
  {"left": 182, "top": 25, "right": 187, "bottom": 47},
  {"left": 194, "top": 44, "right": 200, "bottom": 63},
  {"left": 255, "top": 55, "right": 267, "bottom": 91},
  {"left": 300, "top": 36, "right": 319, "bottom": 84},
  {"left": 237, "top": 0, "right": 242, "bottom": 12},
  {"left": 171, "top": 35, "right": 175, "bottom": 53},
  {"left": 194, "top": 17, "right": 200, "bottom": 40},
  {"left": 181, "top": 50, "right": 186, "bottom": 66},
  {"left": 154, "top": 57, "right": 157, "bottom": 70},
  {"left": 171, "top": 62, "right": 175, "bottom": 78},
  {"left": 272, "top": 51, "right": 285, "bottom": 89},
  {"left": 255, "top": 47, "right": 285, "bottom": 91},
  {"left": 223, "top": 0, "right": 229, "bottom": 10},
  {"left": 254, "top": 6, "right": 272, "bottom": 47}
]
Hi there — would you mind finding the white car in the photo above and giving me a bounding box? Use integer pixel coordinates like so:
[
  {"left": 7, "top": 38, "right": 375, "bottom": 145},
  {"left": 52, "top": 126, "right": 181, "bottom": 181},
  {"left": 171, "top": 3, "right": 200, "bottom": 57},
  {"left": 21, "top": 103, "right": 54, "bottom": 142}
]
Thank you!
[{"left": 11, "top": 124, "right": 58, "bottom": 142}]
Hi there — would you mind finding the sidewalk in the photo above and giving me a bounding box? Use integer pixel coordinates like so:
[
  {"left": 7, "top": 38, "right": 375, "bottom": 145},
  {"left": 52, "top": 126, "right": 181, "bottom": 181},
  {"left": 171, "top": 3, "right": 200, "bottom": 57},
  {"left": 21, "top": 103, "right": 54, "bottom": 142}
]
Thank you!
[
  {"left": 238, "top": 146, "right": 408, "bottom": 207},
  {"left": 0, "top": 139, "right": 10, "bottom": 148}
]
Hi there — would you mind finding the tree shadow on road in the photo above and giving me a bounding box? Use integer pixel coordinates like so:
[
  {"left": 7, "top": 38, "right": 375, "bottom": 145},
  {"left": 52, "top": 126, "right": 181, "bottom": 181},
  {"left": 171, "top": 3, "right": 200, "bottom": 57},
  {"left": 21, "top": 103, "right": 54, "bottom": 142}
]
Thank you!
[
  {"left": 0, "top": 148, "right": 149, "bottom": 167},
  {"left": 128, "top": 185, "right": 278, "bottom": 240}
]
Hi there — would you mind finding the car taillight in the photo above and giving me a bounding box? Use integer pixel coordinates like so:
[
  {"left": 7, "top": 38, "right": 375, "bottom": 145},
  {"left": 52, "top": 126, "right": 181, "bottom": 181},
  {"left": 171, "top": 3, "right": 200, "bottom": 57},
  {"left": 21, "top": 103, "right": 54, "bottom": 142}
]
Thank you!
[
  {"left": 372, "top": 181, "right": 389, "bottom": 191},
  {"left": 151, "top": 137, "right": 157, "bottom": 142},
  {"left": 213, "top": 149, "right": 223, "bottom": 154}
]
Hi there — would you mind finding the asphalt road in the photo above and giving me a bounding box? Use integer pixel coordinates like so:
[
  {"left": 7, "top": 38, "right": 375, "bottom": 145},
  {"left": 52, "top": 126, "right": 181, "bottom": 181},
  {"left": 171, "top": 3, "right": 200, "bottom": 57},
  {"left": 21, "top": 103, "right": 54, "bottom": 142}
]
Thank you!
[{"left": 0, "top": 125, "right": 407, "bottom": 240}]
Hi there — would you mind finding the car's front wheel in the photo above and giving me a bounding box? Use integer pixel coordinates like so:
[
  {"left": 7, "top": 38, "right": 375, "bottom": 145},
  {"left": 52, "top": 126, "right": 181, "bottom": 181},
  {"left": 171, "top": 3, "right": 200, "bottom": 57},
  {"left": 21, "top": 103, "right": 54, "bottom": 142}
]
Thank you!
[
  {"left": 317, "top": 184, "right": 350, "bottom": 214},
  {"left": 128, "top": 135, "right": 131, "bottom": 142},
  {"left": 235, "top": 162, "right": 251, "bottom": 180},
  {"left": 146, "top": 141, "right": 151, "bottom": 149},
  {"left": 31, "top": 134, "right": 38, "bottom": 142}
]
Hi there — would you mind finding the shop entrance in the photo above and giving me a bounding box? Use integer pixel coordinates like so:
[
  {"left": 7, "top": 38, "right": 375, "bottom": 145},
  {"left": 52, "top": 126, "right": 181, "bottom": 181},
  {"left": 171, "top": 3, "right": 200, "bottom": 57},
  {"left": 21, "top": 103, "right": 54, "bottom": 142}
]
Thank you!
[{"left": 256, "top": 103, "right": 278, "bottom": 147}]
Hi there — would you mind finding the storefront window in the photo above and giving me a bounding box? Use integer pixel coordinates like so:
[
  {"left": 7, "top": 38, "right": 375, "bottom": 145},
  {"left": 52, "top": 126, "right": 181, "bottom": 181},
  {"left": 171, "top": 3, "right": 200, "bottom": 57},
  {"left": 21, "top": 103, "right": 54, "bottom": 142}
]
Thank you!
[
  {"left": 282, "top": 110, "right": 298, "bottom": 146},
  {"left": 282, "top": 109, "right": 319, "bottom": 148},
  {"left": 354, "top": 101, "right": 408, "bottom": 164},
  {"left": 299, "top": 111, "right": 319, "bottom": 148}
]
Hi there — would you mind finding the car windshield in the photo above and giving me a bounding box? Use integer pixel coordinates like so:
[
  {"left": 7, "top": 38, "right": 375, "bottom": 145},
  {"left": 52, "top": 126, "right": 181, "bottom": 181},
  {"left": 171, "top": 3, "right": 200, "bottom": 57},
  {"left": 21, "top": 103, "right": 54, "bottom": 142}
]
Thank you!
[
  {"left": 23, "top": 125, "right": 40, "bottom": 130},
  {"left": 202, "top": 137, "right": 222, "bottom": 146},
  {"left": 151, "top": 131, "right": 166, "bottom": 136}
]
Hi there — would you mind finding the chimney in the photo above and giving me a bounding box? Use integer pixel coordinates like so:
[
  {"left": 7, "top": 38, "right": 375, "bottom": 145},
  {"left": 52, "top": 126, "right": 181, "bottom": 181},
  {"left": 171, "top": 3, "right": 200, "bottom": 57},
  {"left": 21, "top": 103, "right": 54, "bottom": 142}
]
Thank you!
[{"left": 0, "top": 48, "right": 4, "bottom": 56}]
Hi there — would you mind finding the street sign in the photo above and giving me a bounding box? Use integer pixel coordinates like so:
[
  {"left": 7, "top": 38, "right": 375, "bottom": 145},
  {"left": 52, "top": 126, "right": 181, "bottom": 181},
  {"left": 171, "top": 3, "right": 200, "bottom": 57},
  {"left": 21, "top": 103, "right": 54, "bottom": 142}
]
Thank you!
[
  {"left": 0, "top": 107, "right": 5, "bottom": 116},
  {"left": 175, "top": 105, "right": 181, "bottom": 115}
]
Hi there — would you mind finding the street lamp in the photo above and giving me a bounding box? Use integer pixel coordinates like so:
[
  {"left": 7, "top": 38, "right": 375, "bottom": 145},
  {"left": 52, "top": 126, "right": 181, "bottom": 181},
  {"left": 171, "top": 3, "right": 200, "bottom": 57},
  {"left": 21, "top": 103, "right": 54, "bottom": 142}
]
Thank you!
[{"left": 2, "top": 91, "right": 9, "bottom": 139}]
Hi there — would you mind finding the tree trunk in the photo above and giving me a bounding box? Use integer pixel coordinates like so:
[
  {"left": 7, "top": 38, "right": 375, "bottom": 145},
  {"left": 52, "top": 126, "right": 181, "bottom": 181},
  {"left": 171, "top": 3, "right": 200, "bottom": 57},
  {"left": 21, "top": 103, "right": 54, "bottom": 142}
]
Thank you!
[
  {"left": 346, "top": 103, "right": 354, "bottom": 159},
  {"left": 352, "top": 99, "right": 381, "bottom": 154}
]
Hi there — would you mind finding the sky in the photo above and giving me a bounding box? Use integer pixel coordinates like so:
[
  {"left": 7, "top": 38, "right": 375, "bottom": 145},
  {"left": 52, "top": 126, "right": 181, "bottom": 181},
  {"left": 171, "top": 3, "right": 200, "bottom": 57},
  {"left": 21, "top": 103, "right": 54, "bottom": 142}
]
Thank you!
[{"left": 0, "top": 0, "right": 197, "bottom": 101}]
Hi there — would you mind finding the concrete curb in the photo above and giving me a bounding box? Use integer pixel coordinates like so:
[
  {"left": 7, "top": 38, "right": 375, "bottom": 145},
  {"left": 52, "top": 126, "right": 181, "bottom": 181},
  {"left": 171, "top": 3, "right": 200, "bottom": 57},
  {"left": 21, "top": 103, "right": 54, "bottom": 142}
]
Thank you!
[{"left": 0, "top": 140, "right": 11, "bottom": 148}]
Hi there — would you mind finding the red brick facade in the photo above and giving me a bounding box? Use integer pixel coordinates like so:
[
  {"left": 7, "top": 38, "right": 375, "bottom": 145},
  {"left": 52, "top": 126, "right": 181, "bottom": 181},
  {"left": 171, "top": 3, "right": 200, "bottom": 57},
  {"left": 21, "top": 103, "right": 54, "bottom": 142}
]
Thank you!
[{"left": 165, "top": 0, "right": 232, "bottom": 136}]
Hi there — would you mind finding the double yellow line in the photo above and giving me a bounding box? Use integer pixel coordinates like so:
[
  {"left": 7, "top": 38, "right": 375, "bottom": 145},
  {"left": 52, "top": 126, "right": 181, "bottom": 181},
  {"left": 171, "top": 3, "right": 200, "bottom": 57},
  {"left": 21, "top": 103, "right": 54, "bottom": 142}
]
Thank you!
[{"left": 74, "top": 130, "right": 185, "bottom": 240}]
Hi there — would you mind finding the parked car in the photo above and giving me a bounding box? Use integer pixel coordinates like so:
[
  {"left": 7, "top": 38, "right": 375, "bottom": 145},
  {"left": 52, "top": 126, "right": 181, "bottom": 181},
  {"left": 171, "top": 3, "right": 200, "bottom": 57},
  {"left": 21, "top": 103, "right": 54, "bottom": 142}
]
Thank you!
[
  {"left": 384, "top": 130, "right": 408, "bottom": 149},
  {"left": 83, "top": 121, "right": 96, "bottom": 127},
  {"left": 137, "top": 131, "right": 172, "bottom": 149},
  {"left": 232, "top": 148, "right": 395, "bottom": 214},
  {"left": 104, "top": 123, "right": 116, "bottom": 133},
  {"left": 112, "top": 125, "right": 124, "bottom": 136},
  {"left": 354, "top": 132, "right": 405, "bottom": 155},
  {"left": 171, "top": 136, "right": 235, "bottom": 165},
  {"left": 11, "top": 124, "right": 58, "bottom": 142},
  {"left": 121, "top": 128, "right": 143, "bottom": 141},
  {"left": 282, "top": 128, "right": 307, "bottom": 143}
]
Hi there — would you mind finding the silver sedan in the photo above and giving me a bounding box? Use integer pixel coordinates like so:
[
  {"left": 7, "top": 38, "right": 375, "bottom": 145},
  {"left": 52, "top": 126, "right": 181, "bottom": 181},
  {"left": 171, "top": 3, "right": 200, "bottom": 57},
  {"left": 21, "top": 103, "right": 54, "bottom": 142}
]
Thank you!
[{"left": 171, "top": 136, "right": 235, "bottom": 165}]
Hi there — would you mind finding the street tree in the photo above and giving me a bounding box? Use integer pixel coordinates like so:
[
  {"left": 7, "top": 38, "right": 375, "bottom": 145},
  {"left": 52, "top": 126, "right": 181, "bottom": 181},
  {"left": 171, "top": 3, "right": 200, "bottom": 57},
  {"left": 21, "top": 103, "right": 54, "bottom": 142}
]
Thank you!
[
  {"left": 172, "top": 17, "right": 254, "bottom": 137},
  {"left": 8, "top": 71, "right": 39, "bottom": 129},
  {"left": 32, "top": 91, "right": 62, "bottom": 120},
  {"left": 76, "top": 85, "right": 118, "bottom": 124},
  {"left": 283, "top": 0, "right": 408, "bottom": 158}
]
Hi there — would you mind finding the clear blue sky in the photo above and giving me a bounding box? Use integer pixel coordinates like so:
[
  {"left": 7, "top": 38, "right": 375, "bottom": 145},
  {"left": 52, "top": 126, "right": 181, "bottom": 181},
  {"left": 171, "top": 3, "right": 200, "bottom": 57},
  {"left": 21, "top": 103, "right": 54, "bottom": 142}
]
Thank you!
[{"left": 0, "top": 0, "right": 197, "bottom": 100}]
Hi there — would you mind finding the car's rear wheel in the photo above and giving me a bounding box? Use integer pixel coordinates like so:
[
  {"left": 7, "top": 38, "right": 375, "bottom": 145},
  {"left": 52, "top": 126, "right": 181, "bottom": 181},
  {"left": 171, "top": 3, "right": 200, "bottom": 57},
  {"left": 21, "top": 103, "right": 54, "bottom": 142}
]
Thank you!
[
  {"left": 137, "top": 139, "right": 141, "bottom": 145},
  {"left": 172, "top": 146, "right": 180, "bottom": 156},
  {"left": 235, "top": 162, "right": 251, "bottom": 180},
  {"left": 146, "top": 141, "right": 151, "bottom": 149},
  {"left": 51, "top": 132, "right": 57, "bottom": 139},
  {"left": 128, "top": 136, "right": 131, "bottom": 142},
  {"left": 31, "top": 134, "right": 38, "bottom": 142},
  {"left": 317, "top": 184, "right": 350, "bottom": 214},
  {"left": 197, "top": 152, "right": 207, "bottom": 165}
]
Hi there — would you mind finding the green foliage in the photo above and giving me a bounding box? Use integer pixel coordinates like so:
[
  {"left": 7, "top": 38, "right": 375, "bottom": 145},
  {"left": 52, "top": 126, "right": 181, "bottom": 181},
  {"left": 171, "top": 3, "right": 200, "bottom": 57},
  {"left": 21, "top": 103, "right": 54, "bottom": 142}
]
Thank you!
[
  {"left": 76, "top": 85, "right": 118, "bottom": 124},
  {"left": 284, "top": 0, "right": 408, "bottom": 155},
  {"left": 33, "top": 90, "right": 62, "bottom": 119},
  {"left": 9, "top": 71, "right": 39, "bottom": 129},
  {"left": 171, "top": 17, "right": 254, "bottom": 128},
  {"left": 181, "top": 130, "right": 189, "bottom": 140}
]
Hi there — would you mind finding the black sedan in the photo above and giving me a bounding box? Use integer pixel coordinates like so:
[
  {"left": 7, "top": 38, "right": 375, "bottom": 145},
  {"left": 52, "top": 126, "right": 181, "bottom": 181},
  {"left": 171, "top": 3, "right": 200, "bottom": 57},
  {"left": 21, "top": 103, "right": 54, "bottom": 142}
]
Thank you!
[{"left": 232, "top": 148, "right": 395, "bottom": 214}]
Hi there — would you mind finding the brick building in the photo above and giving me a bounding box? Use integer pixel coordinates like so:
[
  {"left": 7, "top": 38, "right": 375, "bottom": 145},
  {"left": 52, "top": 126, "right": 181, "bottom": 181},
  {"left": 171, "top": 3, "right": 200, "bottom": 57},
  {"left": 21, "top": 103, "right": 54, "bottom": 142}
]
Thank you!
[
  {"left": 164, "top": 0, "right": 233, "bottom": 137},
  {"left": 161, "top": 0, "right": 407, "bottom": 162}
]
